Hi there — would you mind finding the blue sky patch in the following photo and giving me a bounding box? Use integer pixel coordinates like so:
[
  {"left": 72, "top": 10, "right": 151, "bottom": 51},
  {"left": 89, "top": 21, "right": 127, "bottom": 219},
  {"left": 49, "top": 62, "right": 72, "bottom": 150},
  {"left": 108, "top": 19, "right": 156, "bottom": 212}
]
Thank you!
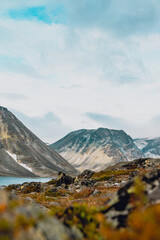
[{"left": 8, "top": 6, "right": 66, "bottom": 24}]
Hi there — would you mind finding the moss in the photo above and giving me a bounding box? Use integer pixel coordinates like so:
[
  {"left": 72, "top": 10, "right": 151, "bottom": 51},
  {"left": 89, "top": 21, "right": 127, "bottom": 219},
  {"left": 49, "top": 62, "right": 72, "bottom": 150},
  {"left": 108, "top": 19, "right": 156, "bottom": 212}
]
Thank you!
[
  {"left": 92, "top": 169, "right": 131, "bottom": 182},
  {"left": 93, "top": 169, "right": 130, "bottom": 178},
  {"left": 128, "top": 177, "right": 148, "bottom": 207},
  {"left": 47, "top": 179, "right": 57, "bottom": 185},
  {"left": 57, "top": 204, "right": 102, "bottom": 240},
  {"left": 0, "top": 236, "right": 10, "bottom": 240},
  {"left": 5, "top": 185, "right": 17, "bottom": 192},
  {"left": 21, "top": 183, "right": 42, "bottom": 194},
  {"left": 0, "top": 219, "right": 11, "bottom": 232},
  {"left": 15, "top": 215, "right": 35, "bottom": 230},
  {"left": 95, "top": 175, "right": 112, "bottom": 182},
  {"left": 45, "top": 189, "right": 67, "bottom": 197}
]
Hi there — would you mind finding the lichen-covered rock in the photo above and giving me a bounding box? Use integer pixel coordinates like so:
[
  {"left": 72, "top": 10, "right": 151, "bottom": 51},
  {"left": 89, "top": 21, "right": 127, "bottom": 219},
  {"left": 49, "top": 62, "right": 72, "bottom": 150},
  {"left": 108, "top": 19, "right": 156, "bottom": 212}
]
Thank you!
[
  {"left": 56, "top": 172, "right": 75, "bottom": 187},
  {"left": 123, "top": 158, "right": 157, "bottom": 170},
  {"left": 6, "top": 183, "right": 21, "bottom": 192},
  {"left": 57, "top": 205, "right": 99, "bottom": 239},
  {"left": 78, "top": 169, "right": 95, "bottom": 179},
  {"left": 103, "top": 170, "right": 160, "bottom": 228},
  {"left": 80, "top": 179, "right": 95, "bottom": 187},
  {"left": 21, "top": 182, "right": 42, "bottom": 194},
  {"left": 24, "top": 197, "right": 50, "bottom": 214},
  {"left": 0, "top": 190, "right": 82, "bottom": 240},
  {"left": 128, "top": 169, "right": 140, "bottom": 180}
]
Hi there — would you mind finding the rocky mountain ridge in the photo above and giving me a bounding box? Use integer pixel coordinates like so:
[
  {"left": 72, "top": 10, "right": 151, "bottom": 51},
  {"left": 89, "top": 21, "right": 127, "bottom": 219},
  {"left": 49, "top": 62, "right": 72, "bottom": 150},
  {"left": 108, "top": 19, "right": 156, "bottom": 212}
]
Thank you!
[
  {"left": 50, "top": 128, "right": 143, "bottom": 171},
  {"left": 134, "top": 137, "right": 160, "bottom": 158},
  {"left": 0, "top": 107, "right": 78, "bottom": 177}
]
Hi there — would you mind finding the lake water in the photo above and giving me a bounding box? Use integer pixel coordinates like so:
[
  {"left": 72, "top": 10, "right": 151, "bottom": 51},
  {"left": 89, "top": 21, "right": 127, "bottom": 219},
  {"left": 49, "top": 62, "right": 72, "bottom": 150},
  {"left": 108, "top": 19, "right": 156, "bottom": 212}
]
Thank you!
[{"left": 0, "top": 177, "right": 51, "bottom": 186}]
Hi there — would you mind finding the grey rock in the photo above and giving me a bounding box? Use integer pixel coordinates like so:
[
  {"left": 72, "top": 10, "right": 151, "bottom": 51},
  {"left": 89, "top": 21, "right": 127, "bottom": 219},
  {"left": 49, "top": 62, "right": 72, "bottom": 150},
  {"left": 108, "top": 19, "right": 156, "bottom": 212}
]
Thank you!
[
  {"left": 78, "top": 169, "right": 95, "bottom": 179},
  {"left": 0, "top": 190, "right": 82, "bottom": 240},
  {"left": 56, "top": 172, "right": 75, "bottom": 187},
  {"left": 0, "top": 107, "right": 78, "bottom": 177},
  {"left": 103, "top": 170, "right": 160, "bottom": 228},
  {"left": 24, "top": 197, "right": 50, "bottom": 214},
  {"left": 80, "top": 179, "right": 95, "bottom": 187},
  {"left": 37, "top": 217, "right": 82, "bottom": 240},
  {"left": 91, "top": 189, "right": 100, "bottom": 196}
]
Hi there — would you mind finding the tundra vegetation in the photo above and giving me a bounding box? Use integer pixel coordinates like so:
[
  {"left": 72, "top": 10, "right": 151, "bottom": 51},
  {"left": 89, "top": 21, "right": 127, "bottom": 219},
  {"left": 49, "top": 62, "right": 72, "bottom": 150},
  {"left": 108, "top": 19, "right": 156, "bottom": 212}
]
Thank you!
[{"left": 1, "top": 158, "right": 160, "bottom": 240}]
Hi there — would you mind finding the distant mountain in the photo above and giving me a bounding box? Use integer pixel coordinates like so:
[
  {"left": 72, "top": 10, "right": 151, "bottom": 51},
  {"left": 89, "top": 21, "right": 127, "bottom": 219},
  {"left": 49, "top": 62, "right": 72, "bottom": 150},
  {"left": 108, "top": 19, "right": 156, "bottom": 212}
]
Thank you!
[
  {"left": 134, "top": 137, "right": 160, "bottom": 158},
  {"left": 0, "top": 107, "right": 77, "bottom": 177},
  {"left": 50, "top": 128, "right": 143, "bottom": 171}
]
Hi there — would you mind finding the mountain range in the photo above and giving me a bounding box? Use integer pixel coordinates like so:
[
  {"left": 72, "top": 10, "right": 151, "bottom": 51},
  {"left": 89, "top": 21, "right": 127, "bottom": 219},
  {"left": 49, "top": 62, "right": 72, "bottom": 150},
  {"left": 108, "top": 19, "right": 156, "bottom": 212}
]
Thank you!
[
  {"left": 0, "top": 106, "right": 77, "bottom": 177},
  {"left": 134, "top": 137, "right": 160, "bottom": 158},
  {"left": 50, "top": 128, "right": 143, "bottom": 171},
  {"left": 1, "top": 106, "right": 160, "bottom": 177}
]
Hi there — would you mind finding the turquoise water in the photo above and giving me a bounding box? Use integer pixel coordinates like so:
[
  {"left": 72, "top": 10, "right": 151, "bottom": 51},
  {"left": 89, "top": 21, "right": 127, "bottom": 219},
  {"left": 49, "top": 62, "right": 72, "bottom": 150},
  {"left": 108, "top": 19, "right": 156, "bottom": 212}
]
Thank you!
[{"left": 0, "top": 177, "right": 51, "bottom": 186}]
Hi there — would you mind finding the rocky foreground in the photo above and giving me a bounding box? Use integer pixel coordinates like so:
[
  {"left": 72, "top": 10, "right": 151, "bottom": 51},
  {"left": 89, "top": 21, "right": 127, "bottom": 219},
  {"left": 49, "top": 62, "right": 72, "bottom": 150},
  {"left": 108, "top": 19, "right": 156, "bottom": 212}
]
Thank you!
[{"left": 1, "top": 158, "right": 160, "bottom": 240}]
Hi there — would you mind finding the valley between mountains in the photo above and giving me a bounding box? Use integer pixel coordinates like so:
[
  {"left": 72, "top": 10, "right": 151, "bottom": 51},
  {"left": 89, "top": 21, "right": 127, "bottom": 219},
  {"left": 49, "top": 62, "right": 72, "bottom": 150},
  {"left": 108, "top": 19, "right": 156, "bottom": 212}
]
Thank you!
[
  {"left": 1, "top": 106, "right": 160, "bottom": 240},
  {"left": 0, "top": 106, "right": 159, "bottom": 177}
]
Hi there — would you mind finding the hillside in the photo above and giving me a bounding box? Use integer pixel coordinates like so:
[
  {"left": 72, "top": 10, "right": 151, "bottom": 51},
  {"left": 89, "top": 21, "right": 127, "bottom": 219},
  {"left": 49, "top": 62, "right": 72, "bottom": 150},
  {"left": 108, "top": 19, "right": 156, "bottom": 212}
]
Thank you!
[
  {"left": 0, "top": 106, "right": 77, "bottom": 177},
  {"left": 50, "top": 128, "right": 143, "bottom": 171}
]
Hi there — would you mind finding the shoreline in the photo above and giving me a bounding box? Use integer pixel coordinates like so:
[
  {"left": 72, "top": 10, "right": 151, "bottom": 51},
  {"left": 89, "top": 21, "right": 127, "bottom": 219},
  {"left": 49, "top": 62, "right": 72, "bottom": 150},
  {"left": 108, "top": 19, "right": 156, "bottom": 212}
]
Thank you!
[{"left": 0, "top": 176, "right": 52, "bottom": 186}]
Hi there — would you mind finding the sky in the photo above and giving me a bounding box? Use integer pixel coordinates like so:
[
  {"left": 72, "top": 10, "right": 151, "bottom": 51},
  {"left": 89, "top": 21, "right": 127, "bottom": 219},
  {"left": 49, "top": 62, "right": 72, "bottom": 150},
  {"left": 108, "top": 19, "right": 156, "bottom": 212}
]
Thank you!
[{"left": 0, "top": 0, "right": 160, "bottom": 142}]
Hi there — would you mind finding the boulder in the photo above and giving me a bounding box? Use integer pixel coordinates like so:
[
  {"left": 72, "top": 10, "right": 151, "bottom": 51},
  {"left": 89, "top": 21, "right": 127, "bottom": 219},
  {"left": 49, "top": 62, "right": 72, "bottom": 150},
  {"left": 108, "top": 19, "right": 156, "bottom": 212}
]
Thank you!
[
  {"left": 128, "top": 169, "right": 140, "bottom": 180},
  {"left": 80, "top": 179, "right": 95, "bottom": 187},
  {"left": 102, "top": 170, "right": 160, "bottom": 228},
  {"left": 78, "top": 169, "right": 95, "bottom": 179},
  {"left": 21, "top": 182, "right": 42, "bottom": 194},
  {"left": 56, "top": 172, "right": 75, "bottom": 187},
  {"left": 0, "top": 190, "right": 82, "bottom": 240}
]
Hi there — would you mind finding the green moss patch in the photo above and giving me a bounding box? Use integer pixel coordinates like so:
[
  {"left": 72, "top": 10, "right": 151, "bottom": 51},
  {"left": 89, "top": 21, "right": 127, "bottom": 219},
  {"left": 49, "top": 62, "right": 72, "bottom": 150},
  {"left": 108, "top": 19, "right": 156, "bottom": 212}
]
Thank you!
[{"left": 92, "top": 169, "right": 131, "bottom": 182}]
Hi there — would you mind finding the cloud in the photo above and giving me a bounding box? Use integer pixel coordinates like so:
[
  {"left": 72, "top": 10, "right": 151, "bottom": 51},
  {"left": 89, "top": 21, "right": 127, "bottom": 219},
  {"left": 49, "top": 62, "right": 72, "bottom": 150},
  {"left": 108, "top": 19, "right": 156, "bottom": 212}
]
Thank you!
[
  {"left": 1, "top": 0, "right": 160, "bottom": 36},
  {"left": 0, "top": 17, "right": 159, "bottom": 142},
  {"left": 59, "top": 84, "right": 83, "bottom": 89},
  {"left": 85, "top": 112, "right": 130, "bottom": 130},
  {"left": 64, "top": 0, "right": 158, "bottom": 36},
  {"left": 85, "top": 112, "right": 160, "bottom": 139},
  {"left": 0, "top": 1, "right": 160, "bottom": 142},
  {"left": 0, "top": 92, "right": 28, "bottom": 100},
  {"left": 11, "top": 110, "right": 71, "bottom": 143},
  {"left": 0, "top": 17, "right": 148, "bottom": 85}
]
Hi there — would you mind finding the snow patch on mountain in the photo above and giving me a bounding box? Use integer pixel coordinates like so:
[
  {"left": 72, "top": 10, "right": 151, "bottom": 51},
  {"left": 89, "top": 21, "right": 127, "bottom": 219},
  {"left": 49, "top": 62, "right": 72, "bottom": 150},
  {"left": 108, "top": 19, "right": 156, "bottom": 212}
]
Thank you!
[
  {"left": 6, "top": 150, "right": 33, "bottom": 172},
  {"left": 134, "top": 138, "right": 160, "bottom": 159},
  {"left": 6, "top": 151, "right": 17, "bottom": 162},
  {"left": 134, "top": 138, "right": 149, "bottom": 150}
]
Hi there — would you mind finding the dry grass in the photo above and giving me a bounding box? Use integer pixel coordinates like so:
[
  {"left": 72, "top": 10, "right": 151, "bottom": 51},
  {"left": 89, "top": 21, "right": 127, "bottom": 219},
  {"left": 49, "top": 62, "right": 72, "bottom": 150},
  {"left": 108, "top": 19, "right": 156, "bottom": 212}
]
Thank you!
[{"left": 72, "top": 188, "right": 94, "bottom": 199}]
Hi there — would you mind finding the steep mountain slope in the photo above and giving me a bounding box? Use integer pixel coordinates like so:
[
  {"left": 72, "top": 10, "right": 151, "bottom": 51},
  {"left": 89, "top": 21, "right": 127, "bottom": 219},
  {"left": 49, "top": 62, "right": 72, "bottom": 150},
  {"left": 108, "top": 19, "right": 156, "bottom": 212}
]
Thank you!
[
  {"left": 134, "top": 137, "right": 160, "bottom": 158},
  {"left": 0, "top": 106, "right": 77, "bottom": 177},
  {"left": 50, "top": 128, "right": 143, "bottom": 171},
  {"left": 0, "top": 149, "right": 36, "bottom": 177}
]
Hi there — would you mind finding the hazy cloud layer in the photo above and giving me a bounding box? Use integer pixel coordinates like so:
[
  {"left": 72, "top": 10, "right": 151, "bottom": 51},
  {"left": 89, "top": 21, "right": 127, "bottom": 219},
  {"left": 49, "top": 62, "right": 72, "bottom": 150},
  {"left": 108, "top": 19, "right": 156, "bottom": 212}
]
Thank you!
[
  {"left": 0, "top": 92, "right": 27, "bottom": 100},
  {"left": 85, "top": 112, "right": 128, "bottom": 129},
  {"left": 2, "top": 0, "right": 160, "bottom": 35},
  {"left": 11, "top": 110, "right": 71, "bottom": 142},
  {"left": 86, "top": 112, "right": 160, "bottom": 139},
  {"left": 0, "top": 1, "right": 160, "bottom": 141}
]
